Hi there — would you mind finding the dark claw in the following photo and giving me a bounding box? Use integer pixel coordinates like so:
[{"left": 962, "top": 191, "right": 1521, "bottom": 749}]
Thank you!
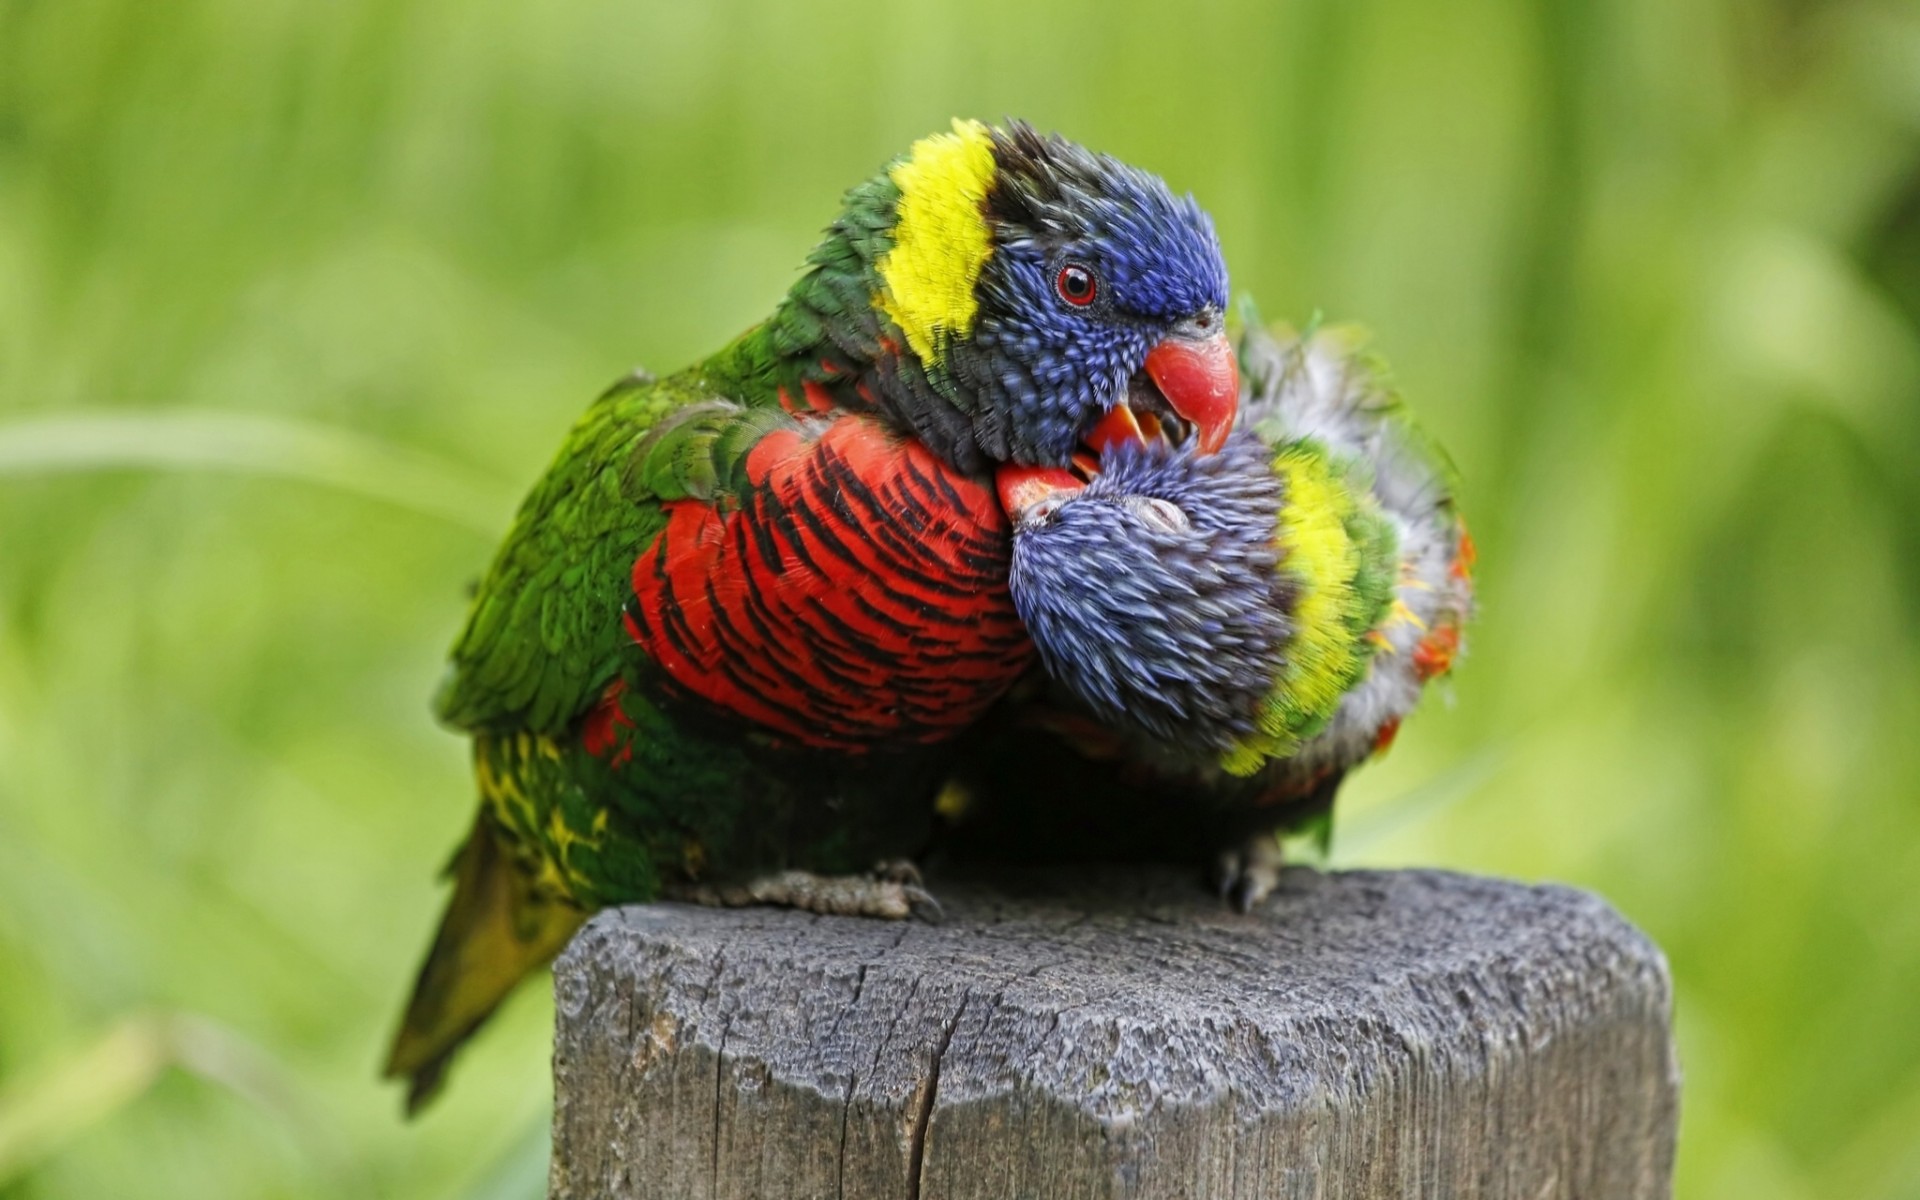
[
  {"left": 1212, "top": 852, "right": 1238, "bottom": 902},
  {"left": 1211, "top": 837, "right": 1282, "bottom": 913},
  {"left": 1214, "top": 851, "right": 1255, "bottom": 907},
  {"left": 1228, "top": 875, "right": 1259, "bottom": 915},
  {"left": 903, "top": 886, "right": 944, "bottom": 924}
]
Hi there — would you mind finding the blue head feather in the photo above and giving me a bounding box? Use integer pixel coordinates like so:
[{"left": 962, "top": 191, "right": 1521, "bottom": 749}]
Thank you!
[
  {"left": 1008, "top": 430, "right": 1293, "bottom": 756},
  {"left": 945, "top": 122, "right": 1229, "bottom": 466}
]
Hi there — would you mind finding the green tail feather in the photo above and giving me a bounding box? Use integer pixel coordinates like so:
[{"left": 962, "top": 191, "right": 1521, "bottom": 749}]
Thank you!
[{"left": 384, "top": 811, "right": 585, "bottom": 1115}]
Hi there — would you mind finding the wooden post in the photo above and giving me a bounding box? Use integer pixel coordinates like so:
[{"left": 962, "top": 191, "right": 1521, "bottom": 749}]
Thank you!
[{"left": 549, "top": 867, "right": 1678, "bottom": 1199}]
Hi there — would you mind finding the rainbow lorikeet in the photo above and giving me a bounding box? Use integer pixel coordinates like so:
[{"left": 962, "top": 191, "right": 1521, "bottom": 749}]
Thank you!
[
  {"left": 385, "top": 120, "right": 1241, "bottom": 1109},
  {"left": 952, "top": 316, "right": 1474, "bottom": 908}
]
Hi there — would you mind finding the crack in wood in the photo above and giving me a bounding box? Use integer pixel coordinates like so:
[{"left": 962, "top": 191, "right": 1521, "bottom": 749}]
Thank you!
[
  {"left": 709, "top": 1013, "right": 731, "bottom": 1198},
  {"left": 833, "top": 963, "right": 870, "bottom": 1200},
  {"left": 905, "top": 993, "right": 969, "bottom": 1200}
]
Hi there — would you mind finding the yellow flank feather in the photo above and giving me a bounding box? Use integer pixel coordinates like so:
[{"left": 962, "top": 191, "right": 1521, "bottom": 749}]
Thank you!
[
  {"left": 475, "top": 739, "right": 533, "bottom": 834},
  {"left": 876, "top": 118, "right": 997, "bottom": 365},
  {"left": 1223, "top": 446, "right": 1368, "bottom": 775},
  {"left": 542, "top": 803, "right": 602, "bottom": 896},
  {"left": 476, "top": 732, "right": 601, "bottom": 898}
]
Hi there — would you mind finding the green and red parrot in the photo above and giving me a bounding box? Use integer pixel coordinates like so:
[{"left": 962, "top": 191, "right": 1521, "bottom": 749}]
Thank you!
[
  {"left": 952, "top": 315, "right": 1474, "bottom": 908},
  {"left": 385, "top": 120, "right": 1243, "bottom": 1109}
]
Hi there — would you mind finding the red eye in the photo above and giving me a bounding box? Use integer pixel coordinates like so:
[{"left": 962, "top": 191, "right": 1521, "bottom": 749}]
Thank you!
[{"left": 1055, "top": 263, "right": 1098, "bottom": 307}]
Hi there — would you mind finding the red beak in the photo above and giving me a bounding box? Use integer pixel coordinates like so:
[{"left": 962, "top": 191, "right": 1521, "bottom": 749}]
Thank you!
[
  {"left": 996, "top": 465, "right": 1084, "bottom": 523},
  {"left": 1144, "top": 330, "right": 1239, "bottom": 454}
]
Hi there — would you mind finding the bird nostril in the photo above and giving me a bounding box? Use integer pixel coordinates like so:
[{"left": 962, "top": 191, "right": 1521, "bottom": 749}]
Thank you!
[{"left": 1177, "top": 308, "right": 1222, "bottom": 340}]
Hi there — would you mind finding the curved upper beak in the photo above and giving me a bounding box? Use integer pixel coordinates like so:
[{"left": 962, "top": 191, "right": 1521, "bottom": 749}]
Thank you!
[
  {"left": 997, "top": 464, "right": 1084, "bottom": 524},
  {"left": 1144, "top": 326, "right": 1239, "bottom": 455}
]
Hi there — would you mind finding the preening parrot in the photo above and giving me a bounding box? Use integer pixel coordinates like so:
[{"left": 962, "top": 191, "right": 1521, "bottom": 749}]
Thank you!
[{"left": 953, "top": 316, "right": 1474, "bottom": 909}]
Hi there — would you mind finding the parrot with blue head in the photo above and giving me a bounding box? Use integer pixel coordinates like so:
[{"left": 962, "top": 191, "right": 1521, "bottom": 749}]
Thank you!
[
  {"left": 386, "top": 119, "right": 1241, "bottom": 1108},
  {"left": 950, "top": 316, "right": 1474, "bottom": 909}
]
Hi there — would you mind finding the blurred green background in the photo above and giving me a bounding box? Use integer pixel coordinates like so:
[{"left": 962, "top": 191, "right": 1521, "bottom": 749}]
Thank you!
[{"left": 3, "top": 0, "right": 1918, "bottom": 1195}]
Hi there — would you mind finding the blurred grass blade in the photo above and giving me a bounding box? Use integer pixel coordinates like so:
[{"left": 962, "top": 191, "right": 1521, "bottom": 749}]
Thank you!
[
  {"left": 0, "top": 411, "right": 513, "bottom": 535},
  {"left": 164, "top": 1013, "right": 364, "bottom": 1191},
  {"left": 0, "top": 1016, "right": 169, "bottom": 1183},
  {"left": 1335, "top": 745, "right": 1507, "bottom": 857},
  {"left": 0, "top": 1012, "right": 363, "bottom": 1190}
]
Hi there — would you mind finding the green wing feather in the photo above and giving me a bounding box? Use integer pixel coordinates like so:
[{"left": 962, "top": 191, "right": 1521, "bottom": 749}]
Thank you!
[{"left": 432, "top": 364, "right": 795, "bottom": 735}]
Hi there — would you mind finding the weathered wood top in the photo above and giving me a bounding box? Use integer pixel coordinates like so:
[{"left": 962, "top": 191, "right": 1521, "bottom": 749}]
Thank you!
[{"left": 550, "top": 867, "right": 1677, "bottom": 1199}]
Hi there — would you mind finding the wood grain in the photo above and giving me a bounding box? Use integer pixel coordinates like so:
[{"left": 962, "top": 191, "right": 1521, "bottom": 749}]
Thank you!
[{"left": 550, "top": 867, "right": 1678, "bottom": 1199}]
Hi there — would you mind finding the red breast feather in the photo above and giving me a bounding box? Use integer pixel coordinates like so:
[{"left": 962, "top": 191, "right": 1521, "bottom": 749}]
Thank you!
[{"left": 626, "top": 415, "right": 1033, "bottom": 749}]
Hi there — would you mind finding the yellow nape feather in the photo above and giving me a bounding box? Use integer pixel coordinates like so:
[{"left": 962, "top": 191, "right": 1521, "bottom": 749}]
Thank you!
[{"left": 876, "top": 118, "right": 997, "bottom": 366}]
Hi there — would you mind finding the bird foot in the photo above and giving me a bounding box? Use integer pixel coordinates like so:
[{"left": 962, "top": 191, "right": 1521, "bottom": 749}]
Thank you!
[
  {"left": 1214, "top": 834, "right": 1284, "bottom": 913},
  {"left": 669, "top": 866, "right": 941, "bottom": 921}
]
